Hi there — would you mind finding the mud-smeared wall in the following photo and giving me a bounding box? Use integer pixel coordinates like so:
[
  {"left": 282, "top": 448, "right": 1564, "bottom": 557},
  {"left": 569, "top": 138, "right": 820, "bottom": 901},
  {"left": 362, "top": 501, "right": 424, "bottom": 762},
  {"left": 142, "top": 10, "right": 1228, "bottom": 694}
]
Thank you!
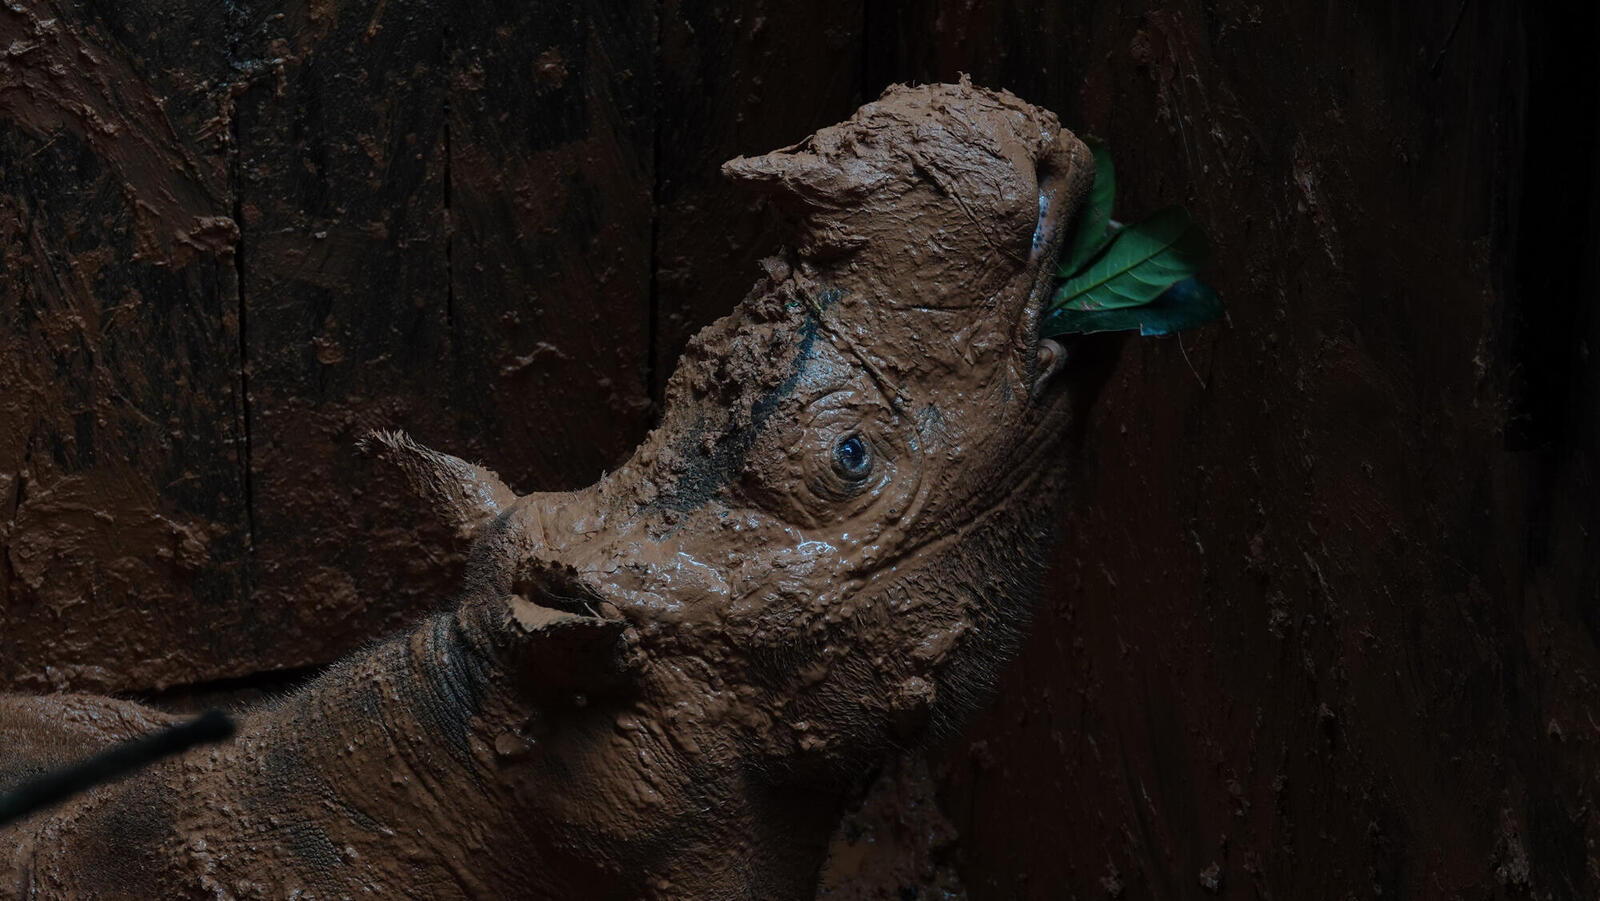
[
  {"left": 0, "top": 0, "right": 659, "bottom": 692},
  {"left": 2, "top": 1, "right": 1594, "bottom": 897}
]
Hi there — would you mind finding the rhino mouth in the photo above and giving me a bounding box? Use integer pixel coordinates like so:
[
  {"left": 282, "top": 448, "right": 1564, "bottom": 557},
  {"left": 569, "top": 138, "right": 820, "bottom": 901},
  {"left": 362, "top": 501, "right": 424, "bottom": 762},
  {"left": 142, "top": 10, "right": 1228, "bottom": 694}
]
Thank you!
[
  {"left": 531, "top": 590, "right": 609, "bottom": 620},
  {"left": 511, "top": 566, "right": 620, "bottom": 623}
]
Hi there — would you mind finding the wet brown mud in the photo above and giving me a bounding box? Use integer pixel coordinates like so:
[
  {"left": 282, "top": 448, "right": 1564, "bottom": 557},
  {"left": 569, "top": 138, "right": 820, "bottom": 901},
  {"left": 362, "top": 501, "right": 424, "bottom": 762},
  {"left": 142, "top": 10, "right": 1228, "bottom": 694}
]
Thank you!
[{"left": 2, "top": 81, "right": 1102, "bottom": 899}]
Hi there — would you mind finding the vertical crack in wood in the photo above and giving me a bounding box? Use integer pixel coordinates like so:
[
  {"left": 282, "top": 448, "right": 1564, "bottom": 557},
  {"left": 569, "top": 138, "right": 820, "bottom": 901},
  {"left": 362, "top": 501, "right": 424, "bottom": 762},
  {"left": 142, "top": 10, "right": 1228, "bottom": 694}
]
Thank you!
[
  {"left": 860, "top": 0, "right": 872, "bottom": 102},
  {"left": 860, "top": 0, "right": 886, "bottom": 103},
  {"left": 1429, "top": 0, "right": 1472, "bottom": 77},
  {"left": 232, "top": 143, "right": 256, "bottom": 559},
  {"left": 1505, "top": 2, "right": 1596, "bottom": 451},
  {"left": 1, "top": 446, "right": 27, "bottom": 596},
  {"left": 443, "top": 36, "right": 455, "bottom": 336},
  {"left": 644, "top": 0, "right": 665, "bottom": 411},
  {"left": 226, "top": 30, "right": 258, "bottom": 577}
]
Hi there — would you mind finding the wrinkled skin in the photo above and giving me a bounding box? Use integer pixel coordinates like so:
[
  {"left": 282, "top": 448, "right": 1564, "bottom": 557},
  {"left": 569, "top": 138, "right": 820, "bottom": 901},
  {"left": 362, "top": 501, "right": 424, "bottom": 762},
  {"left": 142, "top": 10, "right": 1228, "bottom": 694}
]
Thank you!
[{"left": 1, "top": 81, "right": 1097, "bottom": 899}]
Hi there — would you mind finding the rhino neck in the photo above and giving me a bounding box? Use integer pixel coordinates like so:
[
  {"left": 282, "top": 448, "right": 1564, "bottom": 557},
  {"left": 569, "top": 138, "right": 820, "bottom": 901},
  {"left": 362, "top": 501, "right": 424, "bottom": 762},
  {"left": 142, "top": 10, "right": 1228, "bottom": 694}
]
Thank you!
[
  {"left": 452, "top": 611, "right": 857, "bottom": 899},
  {"left": 195, "top": 613, "right": 541, "bottom": 896},
  {"left": 207, "top": 608, "right": 847, "bottom": 899}
]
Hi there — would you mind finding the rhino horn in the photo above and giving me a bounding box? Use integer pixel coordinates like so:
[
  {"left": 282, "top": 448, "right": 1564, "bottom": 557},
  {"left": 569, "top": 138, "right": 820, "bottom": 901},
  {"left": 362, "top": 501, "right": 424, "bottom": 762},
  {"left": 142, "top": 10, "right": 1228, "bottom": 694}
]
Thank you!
[{"left": 723, "top": 138, "right": 890, "bottom": 204}]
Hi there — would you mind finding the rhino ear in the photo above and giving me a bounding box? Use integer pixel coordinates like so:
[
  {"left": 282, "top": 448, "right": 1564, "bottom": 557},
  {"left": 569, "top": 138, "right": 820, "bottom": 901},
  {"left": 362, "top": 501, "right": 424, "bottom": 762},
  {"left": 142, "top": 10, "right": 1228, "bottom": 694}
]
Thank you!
[
  {"left": 1015, "top": 130, "right": 1096, "bottom": 393},
  {"left": 357, "top": 430, "right": 517, "bottom": 540}
]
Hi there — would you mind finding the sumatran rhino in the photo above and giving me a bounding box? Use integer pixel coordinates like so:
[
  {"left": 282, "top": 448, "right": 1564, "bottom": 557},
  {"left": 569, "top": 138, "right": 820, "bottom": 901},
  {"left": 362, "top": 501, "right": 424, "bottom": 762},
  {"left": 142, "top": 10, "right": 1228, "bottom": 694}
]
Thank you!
[{"left": 1, "top": 80, "right": 1101, "bottom": 899}]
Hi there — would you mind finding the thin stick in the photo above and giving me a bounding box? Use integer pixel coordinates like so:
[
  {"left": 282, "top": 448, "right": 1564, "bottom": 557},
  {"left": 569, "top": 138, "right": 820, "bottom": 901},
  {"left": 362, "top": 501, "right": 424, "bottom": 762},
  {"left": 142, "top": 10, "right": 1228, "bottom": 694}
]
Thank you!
[
  {"left": 0, "top": 709, "right": 236, "bottom": 828},
  {"left": 1177, "top": 332, "right": 1206, "bottom": 389}
]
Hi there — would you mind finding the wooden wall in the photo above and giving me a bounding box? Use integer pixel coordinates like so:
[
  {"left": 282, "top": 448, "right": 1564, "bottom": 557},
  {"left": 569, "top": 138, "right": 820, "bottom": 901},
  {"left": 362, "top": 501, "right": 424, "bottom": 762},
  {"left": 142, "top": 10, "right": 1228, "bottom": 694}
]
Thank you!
[{"left": 4, "top": 0, "right": 1597, "bottom": 897}]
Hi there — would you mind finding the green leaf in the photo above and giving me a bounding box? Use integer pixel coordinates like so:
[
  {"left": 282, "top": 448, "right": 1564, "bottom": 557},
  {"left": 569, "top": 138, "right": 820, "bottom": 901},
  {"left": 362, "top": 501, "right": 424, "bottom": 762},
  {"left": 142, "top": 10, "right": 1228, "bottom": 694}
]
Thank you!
[
  {"left": 1056, "top": 142, "right": 1116, "bottom": 277},
  {"left": 1050, "top": 206, "right": 1205, "bottom": 313},
  {"left": 1043, "top": 277, "right": 1222, "bottom": 337}
]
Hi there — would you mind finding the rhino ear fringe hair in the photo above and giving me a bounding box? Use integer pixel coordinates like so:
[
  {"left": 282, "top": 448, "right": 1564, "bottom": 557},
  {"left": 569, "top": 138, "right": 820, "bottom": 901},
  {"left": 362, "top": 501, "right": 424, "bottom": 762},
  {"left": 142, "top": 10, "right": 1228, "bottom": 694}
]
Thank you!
[{"left": 0, "top": 709, "right": 236, "bottom": 827}]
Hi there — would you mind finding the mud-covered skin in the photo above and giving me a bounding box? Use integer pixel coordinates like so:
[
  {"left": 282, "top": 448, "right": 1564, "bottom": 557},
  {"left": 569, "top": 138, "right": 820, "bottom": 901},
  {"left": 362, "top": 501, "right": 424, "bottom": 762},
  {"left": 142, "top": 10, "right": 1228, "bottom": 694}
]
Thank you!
[
  {"left": 0, "top": 696, "right": 181, "bottom": 791},
  {"left": 1, "top": 81, "right": 1095, "bottom": 899}
]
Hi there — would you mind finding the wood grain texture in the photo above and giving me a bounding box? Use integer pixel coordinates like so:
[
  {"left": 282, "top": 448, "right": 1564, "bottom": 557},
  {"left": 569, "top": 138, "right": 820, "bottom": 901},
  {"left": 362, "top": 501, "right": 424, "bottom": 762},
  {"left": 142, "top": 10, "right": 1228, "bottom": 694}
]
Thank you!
[
  {"left": 652, "top": 0, "right": 865, "bottom": 398},
  {"left": 890, "top": 2, "right": 1599, "bottom": 898},
  {"left": 0, "top": 0, "right": 659, "bottom": 687},
  {"left": 232, "top": 0, "right": 459, "bottom": 670},
  {"left": 444, "top": 0, "right": 655, "bottom": 487},
  {"left": 3, "top": 1, "right": 1598, "bottom": 897},
  {"left": 236, "top": 0, "right": 658, "bottom": 673},
  {"left": 0, "top": 1, "right": 249, "bottom": 691}
]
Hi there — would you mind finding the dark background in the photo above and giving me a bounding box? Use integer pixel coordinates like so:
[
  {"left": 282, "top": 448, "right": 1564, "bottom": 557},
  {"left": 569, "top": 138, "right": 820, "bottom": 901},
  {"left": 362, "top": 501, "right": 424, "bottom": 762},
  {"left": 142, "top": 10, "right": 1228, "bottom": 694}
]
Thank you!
[{"left": 3, "top": 0, "right": 1596, "bottom": 897}]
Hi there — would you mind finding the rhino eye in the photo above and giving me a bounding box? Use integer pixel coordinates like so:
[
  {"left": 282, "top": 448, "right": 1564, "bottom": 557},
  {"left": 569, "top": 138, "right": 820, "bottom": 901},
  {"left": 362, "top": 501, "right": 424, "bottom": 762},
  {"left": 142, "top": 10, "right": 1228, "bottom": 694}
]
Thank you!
[{"left": 832, "top": 434, "right": 872, "bottom": 480}]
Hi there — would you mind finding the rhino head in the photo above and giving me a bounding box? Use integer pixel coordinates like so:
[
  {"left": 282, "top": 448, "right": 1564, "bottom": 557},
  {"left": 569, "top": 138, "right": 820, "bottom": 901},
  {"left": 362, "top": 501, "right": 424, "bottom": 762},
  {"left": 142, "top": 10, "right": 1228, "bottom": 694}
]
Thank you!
[{"left": 367, "top": 80, "right": 1096, "bottom": 894}]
